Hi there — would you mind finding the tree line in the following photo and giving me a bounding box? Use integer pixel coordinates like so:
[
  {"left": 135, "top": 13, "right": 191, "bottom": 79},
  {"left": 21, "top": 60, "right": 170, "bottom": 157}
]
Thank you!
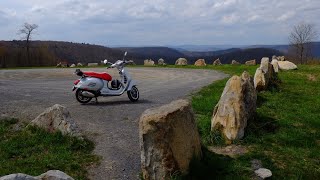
[{"left": 0, "top": 41, "right": 57, "bottom": 68}]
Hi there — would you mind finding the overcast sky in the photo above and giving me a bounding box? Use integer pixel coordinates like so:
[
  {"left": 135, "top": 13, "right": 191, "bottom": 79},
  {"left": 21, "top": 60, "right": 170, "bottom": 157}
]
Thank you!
[{"left": 0, "top": 0, "right": 319, "bottom": 46}]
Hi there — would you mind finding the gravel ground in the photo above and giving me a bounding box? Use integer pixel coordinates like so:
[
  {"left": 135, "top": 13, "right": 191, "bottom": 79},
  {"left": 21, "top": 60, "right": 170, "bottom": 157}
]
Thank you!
[{"left": 0, "top": 67, "right": 227, "bottom": 179}]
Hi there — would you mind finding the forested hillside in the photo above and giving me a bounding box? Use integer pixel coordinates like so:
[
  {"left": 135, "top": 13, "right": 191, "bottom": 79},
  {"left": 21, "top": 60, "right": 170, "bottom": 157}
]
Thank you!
[{"left": 0, "top": 40, "right": 285, "bottom": 67}]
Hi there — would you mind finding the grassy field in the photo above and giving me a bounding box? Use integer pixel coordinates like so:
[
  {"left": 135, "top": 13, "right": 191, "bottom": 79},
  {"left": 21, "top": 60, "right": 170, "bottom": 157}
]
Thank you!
[
  {"left": 0, "top": 118, "right": 100, "bottom": 180},
  {"left": 190, "top": 65, "right": 320, "bottom": 179}
]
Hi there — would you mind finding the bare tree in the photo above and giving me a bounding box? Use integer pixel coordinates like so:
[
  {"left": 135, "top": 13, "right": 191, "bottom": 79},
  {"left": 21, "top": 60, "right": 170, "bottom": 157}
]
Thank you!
[
  {"left": 18, "top": 23, "right": 39, "bottom": 63},
  {"left": 289, "top": 22, "right": 318, "bottom": 64}
]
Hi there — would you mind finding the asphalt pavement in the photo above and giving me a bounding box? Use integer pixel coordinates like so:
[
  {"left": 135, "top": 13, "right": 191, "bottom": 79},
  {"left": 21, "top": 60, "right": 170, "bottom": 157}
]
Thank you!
[{"left": 0, "top": 67, "right": 227, "bottom": 179}]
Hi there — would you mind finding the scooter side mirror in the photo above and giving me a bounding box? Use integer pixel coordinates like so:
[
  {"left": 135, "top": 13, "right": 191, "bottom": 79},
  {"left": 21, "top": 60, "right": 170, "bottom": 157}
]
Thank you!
[{"left": 103, "top": 59, "right": 108, "bottom": 64}]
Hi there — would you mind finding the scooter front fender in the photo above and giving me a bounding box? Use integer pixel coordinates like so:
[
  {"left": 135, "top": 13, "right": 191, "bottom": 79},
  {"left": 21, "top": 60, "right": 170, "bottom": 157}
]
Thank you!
[{"left": 127, "top": 80, "right": 137, "bottom": 91}]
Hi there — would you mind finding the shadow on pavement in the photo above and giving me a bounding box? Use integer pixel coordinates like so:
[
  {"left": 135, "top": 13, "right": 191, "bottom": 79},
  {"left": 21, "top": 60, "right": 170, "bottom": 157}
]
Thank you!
[{"left": 83, "top": 99, "right": 153, "bottom": 106}]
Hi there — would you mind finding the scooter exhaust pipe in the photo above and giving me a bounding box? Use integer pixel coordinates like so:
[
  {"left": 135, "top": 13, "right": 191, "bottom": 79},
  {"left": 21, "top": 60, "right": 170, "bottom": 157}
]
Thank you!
[{"left": 82, "top": 91, "right": 95, "bottom": 97}]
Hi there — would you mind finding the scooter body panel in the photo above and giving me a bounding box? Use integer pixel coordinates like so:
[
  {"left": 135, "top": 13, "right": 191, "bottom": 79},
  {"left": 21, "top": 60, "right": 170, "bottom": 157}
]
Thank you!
[{"left": 76, "top": 77, "right": 104, "bottom": 91}]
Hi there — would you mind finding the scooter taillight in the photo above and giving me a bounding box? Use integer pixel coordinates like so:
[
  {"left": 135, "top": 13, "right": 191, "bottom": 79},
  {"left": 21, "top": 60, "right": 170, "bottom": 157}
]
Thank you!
[{"left": 74, "top": 79, "right": 80, "bottom": 85}]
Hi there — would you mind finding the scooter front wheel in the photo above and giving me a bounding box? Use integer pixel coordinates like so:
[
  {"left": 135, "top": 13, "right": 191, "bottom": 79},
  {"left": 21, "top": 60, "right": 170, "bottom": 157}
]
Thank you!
[
  {"left": 127, "top": 86, "right": 139, "bottom": 102},
  {"left": 75, "top": 89, "right": 92, "bottom": 104}
]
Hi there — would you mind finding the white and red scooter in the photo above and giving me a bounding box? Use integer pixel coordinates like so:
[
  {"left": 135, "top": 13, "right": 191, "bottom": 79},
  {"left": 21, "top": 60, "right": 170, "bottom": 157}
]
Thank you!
[{"left": 72, "top": 52, "right": 139, "bottom": 103}]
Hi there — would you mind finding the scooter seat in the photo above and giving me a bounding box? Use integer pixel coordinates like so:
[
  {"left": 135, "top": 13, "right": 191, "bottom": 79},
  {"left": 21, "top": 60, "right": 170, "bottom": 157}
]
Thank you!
[{"left": 83, "top": 71, "right": 112, "bottom": 81}]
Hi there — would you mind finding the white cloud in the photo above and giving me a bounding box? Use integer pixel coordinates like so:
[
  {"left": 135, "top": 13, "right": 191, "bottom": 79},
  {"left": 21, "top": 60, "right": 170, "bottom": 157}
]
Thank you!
[{"left": 0, "top": 0, "right": 319, "bottom": 45}]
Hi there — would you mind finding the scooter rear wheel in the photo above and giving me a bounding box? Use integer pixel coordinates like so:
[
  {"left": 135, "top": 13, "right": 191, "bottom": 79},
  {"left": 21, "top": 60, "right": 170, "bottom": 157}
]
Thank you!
[
  {"left": 127, "top": 86, "right": 139, "bottom": 102},
  {"left": 76, "top": 89, "right": 92, "bottom": 104}
]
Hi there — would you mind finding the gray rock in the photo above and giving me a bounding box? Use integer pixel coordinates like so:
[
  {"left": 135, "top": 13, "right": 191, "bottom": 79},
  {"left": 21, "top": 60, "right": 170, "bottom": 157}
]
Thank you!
[
  {"left": 278, "top": 61, "right": 297, "bottom": 70},
  {"left": 271, "top": 59, "right": 279, "bottom": 73},
  {"left": 260, "top": 57, "right": 270, "bottom": 73},
  {"left": 0, "top": 173, "right": 36, "bottom": 180},
  {"left": 194, "top": 59, "right": 206, "bottom": 66},
  {"left": 126, "top": 60, "right": 136, "bottom": 65},
  {"left": 254, "top": 58, "right": 276, "bottom": 91},
  {"left": 175, "top": 58, "right": 188, "bottom": 65},
  {"left": 208, "top": 145, "right": 248, "bottom": 158},
  {"left": 231, "top": 60, "right": 240, "bottom": 65},
  {"left": 245, "top": 59, "right": 256, "bottom": 66},
  {"left": 36, "top": 170, "right": 74, "bottom": 180},
  {"left": 29, "top": 104, "right": 81, "bottom": 137},
  {"left": 87, "top": 63, "right": 98, "bottom": 66},
  {"left": 140, "top": 99, "right": 202, "bottom": 180},
  {"left": 211, "top": 71, "right": 256, "bottom": 143},
  {"left": 158, "top": 58, "right": 165, "bottom": 65},
  {"left": 76, "top": 63, "right": 83, "bottom": 67},
  {"left": 70, "top": 64, "right": 76, "bottom": 68},
  {"left": 144, "top": 59, "right": 155, "bottom": 66},
  {"left": 0, "top": 170, "right": 74, "bottom": 180},
  {"left": 213, "top": 58, "right": 222, "bottom": 65},
  {"left": 277, "top": 56, "right": 285, "bottom": 61},
  {"left": 251, "top": 159, "right": 263, "bottom": 170},
  {"left": 254, "top": 168, "right": 272, "bottom": 179},
  {"left": 56, "top": 63, "right": 62, "bottom": 68}
]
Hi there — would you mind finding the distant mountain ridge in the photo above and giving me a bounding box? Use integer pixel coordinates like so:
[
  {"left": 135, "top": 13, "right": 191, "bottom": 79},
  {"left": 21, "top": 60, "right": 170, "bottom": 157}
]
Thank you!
[{"left": 2, "top": 40, "right": 319, "bottom": 67}]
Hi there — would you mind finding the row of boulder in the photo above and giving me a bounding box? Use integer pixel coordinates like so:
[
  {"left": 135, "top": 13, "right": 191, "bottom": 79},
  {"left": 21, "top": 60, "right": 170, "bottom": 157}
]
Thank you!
[
  {"left": 144, "top": 56, "right": 290, "bottom": 66},
  {"left": 139, "top": 56, "right": 297, "bottom": 179},
  {"left": 56, "top": 62, "right": 83, "bottom": 68},
  {"left": 212, "top": 56, "right": 297, "bottom": 143}
]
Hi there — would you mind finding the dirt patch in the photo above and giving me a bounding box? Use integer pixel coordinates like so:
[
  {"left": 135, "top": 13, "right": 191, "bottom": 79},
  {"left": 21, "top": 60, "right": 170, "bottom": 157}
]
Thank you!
[{"left": 307, "top": 74, "right": 317, "bottom": 81}]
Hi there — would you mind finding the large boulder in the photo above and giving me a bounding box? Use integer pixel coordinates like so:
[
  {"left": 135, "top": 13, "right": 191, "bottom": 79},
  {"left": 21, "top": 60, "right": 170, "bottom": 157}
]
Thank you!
[
  {"left": 277, "top": 56, "right": 285, "bottom": 61},
  {"left": 70, "top": 64, "right": 76, "bottom": 68},
  {"left": 0, "top": 170, "right": 74, "bottom": 180},
  {"left": 175, "top": 58, "right": 188, "bottom": 65},
  {"left": 29, "top": 104, "right": 81, "bottom": 137},
  {"left": 253, "top": 68, "right": 266, "bottom": 91},
  {"left": 278, "top": 61, "right": 297, "bottom": 70},
  {"left": 144, "top": 59, "right": 155, "bottom": 66},
  {"left": 213, "top": 58, "right": 222, "bottom": 65},
  {"left": 231, "top": 60, "right": 240, "bottom": 65},
  {"left": 36, "top": 170, "right": 74, "bottom": 180},
  {"left": 158, "top": 58, "right": 165, "bottom": 65},
  {"left": 194, "top": 59, "right": 206, "bottom": 66},
  {"left": 0, "top": 173, "right": 36, "bottom": 180},
  {"left": 254, "top": 58, "right": 276, "bottom": 91},
  {"left": 211, "top": 71, "right": 257, "bottom": 143},
  {"left": 88, "top": 63, "right": 98, "bottom": 66},
  {"left": 77, "top": 63, "right": 83, "bottom": 67},
  {"left": 140, "top": 99, "right": 202, "bottom": 180},
  {"left": 254, "top": 168, "right": 272, "bottom": 179},
  {"left": 245, "top": 59, "right": 256, "bottom": 66},
  {"left": 127, "top": 60, "right": 136, "bottom": 65},
  {"left": 260, "top": 57, "right": 270, "bottom": 73},
  {"left": 56, "top": 62, "right": 62, "bottom": 68},
  {"left": 271, "top": 59, "right": 279, "bottom": 73}
]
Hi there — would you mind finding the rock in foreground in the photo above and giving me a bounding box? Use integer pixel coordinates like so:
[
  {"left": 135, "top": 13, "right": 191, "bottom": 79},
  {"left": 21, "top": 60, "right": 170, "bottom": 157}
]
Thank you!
[
  {"left": 207, "top": 145, "right": 248, "bottom": 158},
  {"left": 254, "top": 168, "right": 272, "bottom": 179},
  {"left": 0, "top": 170, "right": 74, "bottom": 180},
  {"left": 29, "top": 104, "right": 81, "bottom": 137},
  {"left": 140, "top": 99, "right": 202, "bottom": 180},
  {"left": 211, "top": 71, "right": 256, "bottom": 143}
]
